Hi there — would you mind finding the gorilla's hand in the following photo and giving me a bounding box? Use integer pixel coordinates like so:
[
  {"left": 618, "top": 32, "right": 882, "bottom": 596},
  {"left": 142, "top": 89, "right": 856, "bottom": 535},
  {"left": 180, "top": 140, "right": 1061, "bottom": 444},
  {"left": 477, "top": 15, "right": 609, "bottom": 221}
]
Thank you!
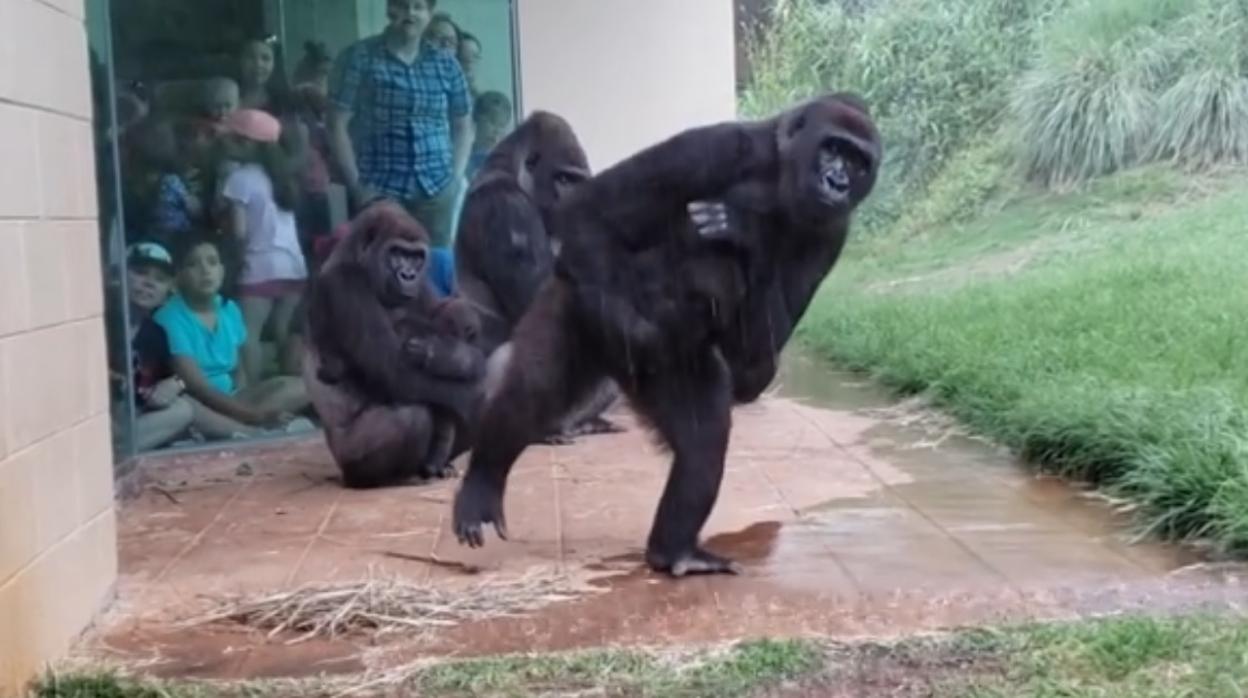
[{"left": 404, "top": 336, "right": 485, "bottom": 381}]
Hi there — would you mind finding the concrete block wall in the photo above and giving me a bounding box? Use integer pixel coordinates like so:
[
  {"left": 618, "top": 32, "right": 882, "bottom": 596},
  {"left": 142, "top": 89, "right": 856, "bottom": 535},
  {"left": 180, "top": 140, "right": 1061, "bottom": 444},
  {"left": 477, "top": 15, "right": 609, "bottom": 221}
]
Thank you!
[{"left": 0, "top": 0, "right": 118, "bottom": 694}]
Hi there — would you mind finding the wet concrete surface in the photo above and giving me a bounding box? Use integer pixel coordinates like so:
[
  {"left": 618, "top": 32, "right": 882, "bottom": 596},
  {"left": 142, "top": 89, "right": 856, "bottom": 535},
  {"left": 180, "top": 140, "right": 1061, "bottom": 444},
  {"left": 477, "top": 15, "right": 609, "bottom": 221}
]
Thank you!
[{"left": 73, "top": 349, "right": 1247, "bottom": 680}]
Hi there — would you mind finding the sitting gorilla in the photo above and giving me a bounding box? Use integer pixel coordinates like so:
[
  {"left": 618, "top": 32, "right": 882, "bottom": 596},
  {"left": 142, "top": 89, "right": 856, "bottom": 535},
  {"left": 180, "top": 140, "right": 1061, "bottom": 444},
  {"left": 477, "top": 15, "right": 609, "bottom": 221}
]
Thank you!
[
  {"left": 454, "top": 110, "right": 624, "bottom": 444},
  {"left": 453, "top": 93, "right": 882, "bottom": 576},
  {"left": 304, "top": 200, "right": 486, "bottom": 489}
]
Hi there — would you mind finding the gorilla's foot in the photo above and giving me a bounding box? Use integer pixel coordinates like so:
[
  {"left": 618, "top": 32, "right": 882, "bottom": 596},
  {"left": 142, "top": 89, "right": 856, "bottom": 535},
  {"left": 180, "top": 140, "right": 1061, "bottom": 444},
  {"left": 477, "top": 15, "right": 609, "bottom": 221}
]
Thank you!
[
  {"left": 419, "top": 459, "right": 458, "bottom": 480},
  {"left": 538, "top": 431, "right": 576, "bottom": 446},
  {"left": 570, "top": 415, "right": 626, "bottom": 436},
  {"left": 539, "top": 416, "right": 626, "bottom": 446},
  {"left": 453, "top": 478, "right": 508, "bottom": 548},
  {"left": 646, "top": 546, "right": 742, "bottom": 578},
  {"left": 424, "top": 464, "right": 459, "bottom": 479}
]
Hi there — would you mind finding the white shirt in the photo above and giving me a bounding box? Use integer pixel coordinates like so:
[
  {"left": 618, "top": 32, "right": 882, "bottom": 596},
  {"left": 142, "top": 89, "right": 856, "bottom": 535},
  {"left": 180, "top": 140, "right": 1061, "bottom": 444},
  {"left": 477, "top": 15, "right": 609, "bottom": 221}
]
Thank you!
[{"left": 223, "top": 163, "right": 308, "bottom": 285}]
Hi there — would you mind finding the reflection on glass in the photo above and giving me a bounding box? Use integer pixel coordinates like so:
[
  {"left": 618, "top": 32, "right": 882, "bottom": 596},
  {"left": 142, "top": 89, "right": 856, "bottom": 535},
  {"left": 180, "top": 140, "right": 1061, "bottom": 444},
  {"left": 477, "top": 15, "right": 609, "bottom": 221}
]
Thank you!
[
  {"left": 85, "top": 0, "right": 519, "bottom": 459},
  {"left": 86, "top": 0, "right": 140, "bottom": 469}
]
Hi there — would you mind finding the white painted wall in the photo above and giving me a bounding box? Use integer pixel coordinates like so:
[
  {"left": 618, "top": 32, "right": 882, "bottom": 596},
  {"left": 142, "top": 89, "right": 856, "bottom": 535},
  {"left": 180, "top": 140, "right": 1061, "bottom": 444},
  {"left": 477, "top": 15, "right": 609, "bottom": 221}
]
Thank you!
[{"left": 514, "top": 0, "right": 738, "bottom": 172}]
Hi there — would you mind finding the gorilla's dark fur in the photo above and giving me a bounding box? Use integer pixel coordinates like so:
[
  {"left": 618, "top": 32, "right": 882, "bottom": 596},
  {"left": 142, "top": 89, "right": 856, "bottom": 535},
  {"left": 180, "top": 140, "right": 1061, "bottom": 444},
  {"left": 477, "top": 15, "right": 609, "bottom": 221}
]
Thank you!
[
  {"left": 454, "top": 110, "right": 623, "bottom": 444},
  {"left": 304, "top": 201, "right": 486, "bottom": 489},
  {"left": 451, "top": 93, "right": 882, "bottom": 577}
]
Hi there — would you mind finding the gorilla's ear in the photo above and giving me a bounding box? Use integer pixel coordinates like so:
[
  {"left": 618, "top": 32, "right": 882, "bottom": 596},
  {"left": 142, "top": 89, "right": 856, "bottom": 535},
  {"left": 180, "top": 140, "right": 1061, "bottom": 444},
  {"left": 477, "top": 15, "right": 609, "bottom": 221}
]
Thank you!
[
  {"left": 786, "top": 113, "right": 806, "bottom": 140},
  {"left": 778, "top": 110, "right": 806, "bottom": 151}
]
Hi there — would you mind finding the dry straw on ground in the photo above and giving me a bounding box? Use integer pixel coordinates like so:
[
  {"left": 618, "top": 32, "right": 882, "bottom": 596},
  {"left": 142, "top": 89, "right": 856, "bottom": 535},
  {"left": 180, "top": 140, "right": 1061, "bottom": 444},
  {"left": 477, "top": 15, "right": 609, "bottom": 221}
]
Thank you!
[{"left": 183, "top": 567, "right": 587, "bottom": 645}]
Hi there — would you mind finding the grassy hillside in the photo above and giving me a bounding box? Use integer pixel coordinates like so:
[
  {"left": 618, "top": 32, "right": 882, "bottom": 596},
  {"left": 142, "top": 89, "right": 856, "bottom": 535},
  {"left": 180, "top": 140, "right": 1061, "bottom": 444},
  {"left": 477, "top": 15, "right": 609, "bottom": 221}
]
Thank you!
[{"left": 799, "top": 166, "right": 1248, "bottom": 552}]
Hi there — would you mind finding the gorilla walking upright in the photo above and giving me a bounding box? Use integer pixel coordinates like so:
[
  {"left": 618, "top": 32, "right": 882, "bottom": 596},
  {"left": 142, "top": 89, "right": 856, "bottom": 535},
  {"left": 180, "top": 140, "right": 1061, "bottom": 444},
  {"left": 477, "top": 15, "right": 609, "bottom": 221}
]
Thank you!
[{"left": 452, "top": 93, "right": 883, "bottom": 577}]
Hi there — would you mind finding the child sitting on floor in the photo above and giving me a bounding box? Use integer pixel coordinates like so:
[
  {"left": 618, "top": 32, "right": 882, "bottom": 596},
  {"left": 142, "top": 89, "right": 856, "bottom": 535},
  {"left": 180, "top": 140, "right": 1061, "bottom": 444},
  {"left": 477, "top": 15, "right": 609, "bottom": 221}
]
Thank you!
[
  {"left": 107, "top": 241, "right": 195, "bottom": 451},
  {"left": 155, "top": 234, "right": 313, "bottom": 440}
]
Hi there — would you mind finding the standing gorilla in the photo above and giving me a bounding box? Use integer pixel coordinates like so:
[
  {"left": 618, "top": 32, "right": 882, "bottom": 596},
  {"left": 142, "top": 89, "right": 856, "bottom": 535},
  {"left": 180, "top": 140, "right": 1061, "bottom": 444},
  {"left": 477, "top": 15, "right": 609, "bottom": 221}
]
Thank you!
[
  {"left": 452, "top": 93, "right": 882, "bottom": 576},
  {"left": 454, "top": 110, "right": 624, "bottom": 443},
  {"left": 304, "top": 201, "right": 486, "bottom": 489}
]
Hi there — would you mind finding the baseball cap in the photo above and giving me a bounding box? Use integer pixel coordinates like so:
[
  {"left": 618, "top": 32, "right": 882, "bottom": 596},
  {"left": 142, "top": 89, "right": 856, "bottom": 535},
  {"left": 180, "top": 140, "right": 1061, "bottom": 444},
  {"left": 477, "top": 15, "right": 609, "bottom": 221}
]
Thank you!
[
  {"left": 127, "top": 241, "right": 174, "bottom": 273},
  {"left": 221, "top": 108, "right": 282, "bottom": 143}
]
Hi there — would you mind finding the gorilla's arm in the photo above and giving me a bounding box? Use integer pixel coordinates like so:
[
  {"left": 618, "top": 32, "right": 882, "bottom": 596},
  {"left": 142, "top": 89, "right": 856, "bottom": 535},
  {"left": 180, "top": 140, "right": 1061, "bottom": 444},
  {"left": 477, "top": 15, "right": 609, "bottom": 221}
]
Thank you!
[
  {"left": 557, "top": 164, "right": 782, "bottom": 361},
  {"left": 572, "top": 119, "right": 779, "bottom": 250},
  {"left": 460, "top": 182, "right": 553, "bottom": 325},
  {"left": 308, "top": 266, "right": 480, "bottom": 418},
  {"left": 721, "top": 235, "right": 851, "bottom": 404}
]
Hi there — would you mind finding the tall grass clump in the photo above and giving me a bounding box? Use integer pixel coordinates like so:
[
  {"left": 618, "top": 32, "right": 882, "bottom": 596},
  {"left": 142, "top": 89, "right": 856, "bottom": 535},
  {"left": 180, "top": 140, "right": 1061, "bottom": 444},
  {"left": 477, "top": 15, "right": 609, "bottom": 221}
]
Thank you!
[
  {"left": 1150, "top": 3, "right": 1248, "bottom": 168},
  {"left": 1010, "top": 0, "right": 1181, "bottom": 186},
  {"left": 1013, "top": 0, "right": 1248, "bottom": 186}
]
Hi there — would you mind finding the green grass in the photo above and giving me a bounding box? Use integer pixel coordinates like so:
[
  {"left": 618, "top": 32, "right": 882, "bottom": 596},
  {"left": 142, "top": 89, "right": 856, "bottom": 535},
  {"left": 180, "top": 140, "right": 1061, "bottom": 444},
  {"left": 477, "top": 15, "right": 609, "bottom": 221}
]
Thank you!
[
  {"left": 953, "top": 614, "right": 1248, "bottom": 696},
  {"left": 36, "top": 615, "right": 1248, "bottom": 697},
  {"left": 29, "top": 638, "right": 822, "bottom": 698},
  {"left": 801, "top": 165, "right": 1248, "bottom": 553}
]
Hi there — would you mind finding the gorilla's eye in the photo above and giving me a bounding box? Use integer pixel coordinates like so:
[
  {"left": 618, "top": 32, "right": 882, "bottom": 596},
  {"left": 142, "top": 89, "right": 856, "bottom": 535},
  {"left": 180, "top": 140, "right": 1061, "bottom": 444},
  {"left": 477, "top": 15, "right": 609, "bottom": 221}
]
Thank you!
[
  {"left": 843, "top": 149, "right": 869, "bottom": 174},
  {"left": 821, "top": 138, "right": 869, "bottom": 174},
  {"left": 554, "top": 172, "right": 576, "bottom": 185}
]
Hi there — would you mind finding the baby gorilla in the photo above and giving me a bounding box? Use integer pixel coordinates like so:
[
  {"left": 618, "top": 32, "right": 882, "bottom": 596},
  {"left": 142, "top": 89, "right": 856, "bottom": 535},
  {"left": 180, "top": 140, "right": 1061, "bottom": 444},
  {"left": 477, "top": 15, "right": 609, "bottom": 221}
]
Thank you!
[{"left": 390, "top": 296, "right": 483, "bottom": 478}]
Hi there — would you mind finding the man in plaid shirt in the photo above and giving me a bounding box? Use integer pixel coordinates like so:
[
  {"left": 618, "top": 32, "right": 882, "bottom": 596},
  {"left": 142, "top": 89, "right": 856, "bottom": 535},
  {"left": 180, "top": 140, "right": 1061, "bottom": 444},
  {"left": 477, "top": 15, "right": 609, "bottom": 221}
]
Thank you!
[{"left": 328, "top": 0, "right": 473, "bottom": 248}]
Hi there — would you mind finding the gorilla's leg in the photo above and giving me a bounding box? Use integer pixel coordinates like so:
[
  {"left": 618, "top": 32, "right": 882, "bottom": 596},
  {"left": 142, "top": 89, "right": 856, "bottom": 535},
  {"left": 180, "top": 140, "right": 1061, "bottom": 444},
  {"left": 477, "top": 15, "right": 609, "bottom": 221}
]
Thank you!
[
  {"left": 419, "top": 416, "right": 458, "bottom": 480},
  {"left": 485, "top": 342, "right": 621, "bottom": 446},
  {"left": 634, "top": 348, "right": 738, "bottom": 577},
  {"left": 454, "top": 282, "right": 605, "bottom": 546},
  {"left": 334, "top": 405, "right": 434, "bottom": 489}
]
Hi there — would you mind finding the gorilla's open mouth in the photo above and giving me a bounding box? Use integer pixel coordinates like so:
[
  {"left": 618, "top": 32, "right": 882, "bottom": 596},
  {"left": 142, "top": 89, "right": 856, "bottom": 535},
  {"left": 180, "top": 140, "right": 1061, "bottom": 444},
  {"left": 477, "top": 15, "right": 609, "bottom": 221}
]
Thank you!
[{"left": 818, "top": 156, "right": 852, "bottom": 205}]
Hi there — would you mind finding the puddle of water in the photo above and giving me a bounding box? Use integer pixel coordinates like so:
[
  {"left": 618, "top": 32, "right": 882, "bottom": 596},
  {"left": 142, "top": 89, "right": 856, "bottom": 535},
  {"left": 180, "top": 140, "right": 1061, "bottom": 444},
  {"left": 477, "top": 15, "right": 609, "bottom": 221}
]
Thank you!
[{"left": 771, "top": 347, "right": 1207, "bottom": 578}]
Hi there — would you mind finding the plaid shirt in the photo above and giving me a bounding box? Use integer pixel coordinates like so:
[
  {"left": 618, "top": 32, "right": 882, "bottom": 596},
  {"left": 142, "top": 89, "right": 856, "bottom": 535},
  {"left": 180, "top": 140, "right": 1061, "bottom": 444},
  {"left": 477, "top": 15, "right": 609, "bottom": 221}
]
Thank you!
[{"left": 331, "top": 35, "right": 471, "bottom": 199}]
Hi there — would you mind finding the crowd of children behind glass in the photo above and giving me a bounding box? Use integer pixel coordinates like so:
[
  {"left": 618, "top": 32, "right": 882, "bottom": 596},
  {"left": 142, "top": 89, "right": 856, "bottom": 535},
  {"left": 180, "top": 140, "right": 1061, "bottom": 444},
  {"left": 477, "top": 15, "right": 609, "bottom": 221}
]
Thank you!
[{"left": 104, "top": 0, "right": 515, "bottom": 452}]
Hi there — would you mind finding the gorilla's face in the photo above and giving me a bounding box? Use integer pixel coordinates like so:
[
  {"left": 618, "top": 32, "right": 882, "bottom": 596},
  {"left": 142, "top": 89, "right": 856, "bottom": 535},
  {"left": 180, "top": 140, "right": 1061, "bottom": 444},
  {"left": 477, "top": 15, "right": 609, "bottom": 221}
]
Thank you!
[
  {"left": 365, "top": 233, "right": 428, "bottom": 304},
  {"left": 779, "top": 94, "right": 881, "bottom": 226}
]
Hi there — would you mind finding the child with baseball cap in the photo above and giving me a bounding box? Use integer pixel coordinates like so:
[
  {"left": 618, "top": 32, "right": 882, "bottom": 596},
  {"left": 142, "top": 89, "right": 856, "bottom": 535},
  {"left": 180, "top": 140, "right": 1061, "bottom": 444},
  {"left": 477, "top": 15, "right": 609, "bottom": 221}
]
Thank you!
[{"left": 107, "top": 241, "right": 195, "bottom": 450}]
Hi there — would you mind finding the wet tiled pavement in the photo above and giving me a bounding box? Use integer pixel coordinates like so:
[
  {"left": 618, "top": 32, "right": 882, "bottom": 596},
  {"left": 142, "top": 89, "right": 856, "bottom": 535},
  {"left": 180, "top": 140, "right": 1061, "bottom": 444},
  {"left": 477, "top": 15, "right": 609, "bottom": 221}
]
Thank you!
[{"left": 73, "top": 352, "right": 1246, "bottom": 679}]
